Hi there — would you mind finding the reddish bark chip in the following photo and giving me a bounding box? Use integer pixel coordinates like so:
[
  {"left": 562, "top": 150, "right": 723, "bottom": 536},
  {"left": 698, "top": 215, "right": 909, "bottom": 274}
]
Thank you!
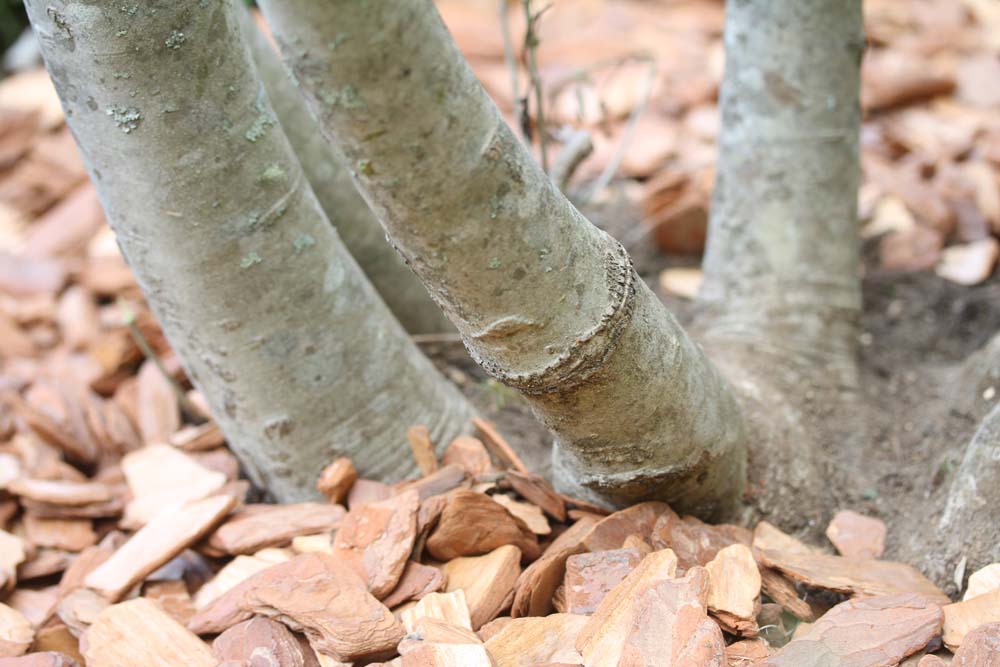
[
  {"left": 952, "top": 622, "right": 1000, "bottom": 665},
  {"left": 442, "top": 545, "right": 522, "bottom": 629},
  {"left": 381, "top": 561, "right": 447, "bottom": 609},
  {"left": 511, "top": 517, "right": 598, "bottom": 617},
  {"left": 206, "top": 503, "right": 346, "bottom": 555},
  {"left": 471, "top": 418, "right": 529, "bottom": 474},
  {"left": 650, "top": 509, "right": 752, "bottom": 569},
  {"left": 333, "top": 489, "right": 420, "bottom": 598},
  {"left": 406, "top": 425, "right": 440, "bottom": 476},
  {"left": 826, "top": 510, "right": 887, "bottom": 560},
  {"left": 564, "top": 548, "right": 642, "bottom": 615},
  {"left": 212, "top": 617, "right": 312, "bottom": 666},
  {"left": 505, "top": 471, "right": 567, "bottom": 522},
  {"left": 583, "top": 501, "right": 669, "bottom": 552},
  {"left": 425, "top": 490, "right": 539, "bottom": 562},
  {"left": 0, "top": 653, "right": 79, "bottom": 667},
  {"left": 758, "top": 593, "right": 943, "bottom": 667},
  {"left": 577, "top": 567, "right": 726, "bottom": 667},
  {"left": 441, "top": 436, "right": 493, "bottom": 476},
  {"left": 316, "top": 457, "right": 357, "bottom": 505}
]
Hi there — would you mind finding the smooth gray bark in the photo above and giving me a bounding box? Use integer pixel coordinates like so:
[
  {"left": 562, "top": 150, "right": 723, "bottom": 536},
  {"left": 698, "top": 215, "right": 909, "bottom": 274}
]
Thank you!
[
  {"left": 701, "top": 0, "right": 864, "bottom": 381},
  {"left": 936, "top": 402, "right": 1000, "bottom": 586},
  {"left": 258, "top": 0, "right": 746, "bottom": 517},
  {"left": 241, "top": 12, "right": 452, "bottom": 334},
  {"left": 25, "top": 0, "right": 474, "bottom": 501}
]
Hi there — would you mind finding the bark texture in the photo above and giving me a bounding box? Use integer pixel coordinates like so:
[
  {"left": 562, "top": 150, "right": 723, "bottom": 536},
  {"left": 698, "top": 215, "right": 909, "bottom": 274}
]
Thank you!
[
  {"left": 258, "top": 0, "right": 746, "bottom": 517},
  {"left": 241, "top": 11, "right": 452, "bottom": 334},
  {"left": 934, "top": 403, "right": 1000, "bottom": 587},
  {"left": 701, "top": 0, "right": 864, "bottom": 382},
  {"left": 25, "top": 0, "right": 473, "bottom": 501}
]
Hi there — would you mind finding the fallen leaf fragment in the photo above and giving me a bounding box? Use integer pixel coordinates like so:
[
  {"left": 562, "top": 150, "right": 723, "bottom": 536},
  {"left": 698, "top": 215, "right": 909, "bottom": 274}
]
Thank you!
[
  {"left": 705, "top": 543, "right": 761, "bottom": 636},
  {"left": 758, "top": 549, "right": 949, "bottom": 604},
  {"left": 426, "top": 490, "right": 539, "bottom": 562},
  {"left": 943, "top": 588, "right": 1000, "bottom": 650},
  {"left": 316, "top": 458, "right": 357, "bottom": 504},
  {"left": 84, "top": 493, "right": 237, "bottom": 601},
  {"left": 483, "top": 614, "right": 588, "bottom": 667},
  {"left": 441, "top": 545, "right": 521, "bottom": 630},
  {"left": 758, "top": 593, "right": 943, "bottom": 667},
  {"left": 332, "top": 489, "right": 419, "bottom": 598},
  {"left": 564, "top": 547, "right": 642, "bottom": 615},
  {"left": 81, "top": 597, "right": 214, "bottom": 667},
  {"left": 208, "top": 502, "right": 346, "bottom": 556},
  {"left": 577, "top": 567, "right": 726, "bottom": 667}
]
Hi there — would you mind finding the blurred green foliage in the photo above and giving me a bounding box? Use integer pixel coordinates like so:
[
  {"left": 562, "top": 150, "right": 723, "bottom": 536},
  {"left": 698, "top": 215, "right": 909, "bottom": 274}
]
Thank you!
[{"left": 0, "top": 0, "right": 27, "bottom": 55}]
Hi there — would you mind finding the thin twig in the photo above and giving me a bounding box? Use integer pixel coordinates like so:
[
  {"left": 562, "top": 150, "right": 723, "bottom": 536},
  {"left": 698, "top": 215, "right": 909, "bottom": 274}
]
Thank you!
[
  {"left": 550, "top": 127, "right": 594, "bottom": 191},
  {"left": 575, "top": 54, "right": 658, "bottom": 204},
  {"left": 522, "top": 0, "right": 551, "bottom": 173},
  {"left": 119, "top": 299, "right": 207, "bottom": 423},
  {"left": 498, "top": 0, "right": 525, "bottom": 142}
]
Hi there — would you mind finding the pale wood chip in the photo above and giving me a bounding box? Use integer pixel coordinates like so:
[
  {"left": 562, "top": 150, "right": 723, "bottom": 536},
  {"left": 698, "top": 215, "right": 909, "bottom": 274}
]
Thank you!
[
  {"left": 120, "top": 444, "right": 227, "bottom": 528},
  {"left": 491, "top": 494, "right": 550, "bottom": 535},
  {"left": 292, "top": 533, "right": 333, "bottom": 554},
  {"left": 207, "top": 502, "right": 346, "bottom": 556},
  {"left": 441, "top": 545, "right": 521, "bottom": 630},
  {"left": 400, "top": 591, "right": 473, "bottom": 633},
  {"left": 192, "top": 551, "right": 292, "bottom": 609},
  {"left": 168, "top": 422, "right": 224, "bottom": 452},
  {"left": 825, "top": 510, "right": 887, "bottom": 560},
  {"left": 407, "top": 425, "right": 440, "bottom": 476},
  {"left": 942, "top": 587, "right": 1000, "bottom": 650},
  {"left": 482, "top": 614, "right": 587, "bottom": 667},
  {"left": 441, "top": 436, "right": 493, "bottom": 476},
  {"left": 752, "top": 521, "right": 818, "bottom": 554},
  {"left": 81, "top": 597, "right": 214, "bottom": 667},
  {"left": 84, "top": 494, "right": 237, "bottom": 601},
  {"left": 6, "top": 479, "right": 111, "bottom": 507},
  {"left": 135, "top": 359, "right": 179, "bottom": 446},
  {"left": 316, "top": 458, "right": 357, "bottom": 504},
  {"left": 964, "top": 562, "right": 1000, "bottom": 601},
  {"left": 505, "top": 471, "right": 566, "bottom": 522},
  {"left": 0, "top": 603, "right": 34, "bottom": 658},
  {"left": 23, "top": 516, "right": 95, "bottom": 553},
  {"left": 706, "top": 543, "right": 761, "bottom": 636},
  {"left": 142, "top": 580, "right": 196, "bottom": 625}
]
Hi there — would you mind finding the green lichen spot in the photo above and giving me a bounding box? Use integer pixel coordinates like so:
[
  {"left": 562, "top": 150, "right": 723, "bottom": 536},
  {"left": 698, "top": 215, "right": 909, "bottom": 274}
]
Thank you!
[
  {"left": 105, "top": 105, "right": 141, "bottom": 133},
  {"left": 488, "top": 257, "right": 502, "bottom": 270},
  {"left": 293, "top": 234, "right": 316, "bottom": 253},
  {"left": 120, "top": 4, "right": 138, "bottom": 16},
  {"left": 319, "top": 84, "right": 366, "bottom": 111},
  {"left": 116, "top": 29, "right": 128, "bottom": 37},
  {"left": 166, "top": 30, "right": 186, "bottom": 49},
  {"left": 161, "top": 104, "right": 178, "bottom": 114},
  {"left": 112, "top": 71, "right": 131, "bottom": 80},
  {"left": 489, "top": 193, "right": 501, "bottom": 220},
  {"left": 245, "top": 113, "right": 275, "bottom": 142},
  {"left": 260, "top": 163, "right": 286, "bottom": 182},
  {"left": 240, "top": 252, "right": 262, "bottom": 269}
]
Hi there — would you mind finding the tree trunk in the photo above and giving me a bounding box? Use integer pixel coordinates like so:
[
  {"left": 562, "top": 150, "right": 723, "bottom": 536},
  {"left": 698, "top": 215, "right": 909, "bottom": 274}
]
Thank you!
[
  {"left": 258, "top": 0, "right": 746, "bottom": 517},
  {"left": 701, "top": 0, "right": 864, "bottom": 384},
  {"left": 240, "top": 11, "right": 452, "bottom": 334},
  {"left": 25, "top": 0, "right": 474, "bottom": 501}
]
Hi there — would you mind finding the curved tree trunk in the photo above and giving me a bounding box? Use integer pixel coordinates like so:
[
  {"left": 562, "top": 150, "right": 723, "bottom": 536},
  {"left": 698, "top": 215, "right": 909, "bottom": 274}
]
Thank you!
[
  {"left": 258, "top": 0, "right": 746, "bottom": 518},
  {"left": 25, "top": 0, "right": 474, "bottom": 501},
  {"left": 240, "top": 11, "right": 452, "bottom": 334},
  {"left": 701, "top": 0, "right": 864, "bottom": 384}
]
